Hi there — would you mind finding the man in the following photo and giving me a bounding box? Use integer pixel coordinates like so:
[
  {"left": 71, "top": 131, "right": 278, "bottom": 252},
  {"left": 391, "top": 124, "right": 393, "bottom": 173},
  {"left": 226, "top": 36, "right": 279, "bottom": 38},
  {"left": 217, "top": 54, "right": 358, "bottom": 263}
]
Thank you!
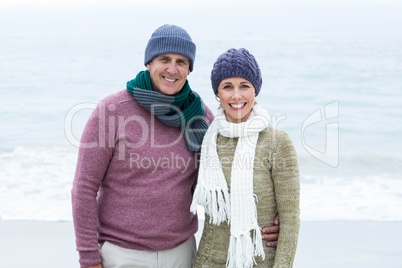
[{"left": 72, "top": 24, "right": 279, "bottom": 268}]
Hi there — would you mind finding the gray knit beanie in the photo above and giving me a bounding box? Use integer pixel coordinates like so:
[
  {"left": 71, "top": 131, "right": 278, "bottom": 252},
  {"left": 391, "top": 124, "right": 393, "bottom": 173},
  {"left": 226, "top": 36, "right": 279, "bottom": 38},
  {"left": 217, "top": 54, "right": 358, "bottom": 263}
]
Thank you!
[
  {"left": 211, "top": 48, "right": 262, "bottom": 96},
  {"left": 144, "top": 24, "right": 196, "bottom": 71}
]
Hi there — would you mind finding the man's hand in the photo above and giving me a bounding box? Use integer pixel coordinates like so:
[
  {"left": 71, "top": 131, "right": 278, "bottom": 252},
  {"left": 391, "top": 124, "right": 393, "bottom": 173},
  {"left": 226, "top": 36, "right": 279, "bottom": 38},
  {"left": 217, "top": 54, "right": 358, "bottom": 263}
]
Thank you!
[
  {"left": 261, "top": 213, "right": 280, "bottom": 247},
  {"left": 83, "top": 264, "right": 103, "bottom": 268}
]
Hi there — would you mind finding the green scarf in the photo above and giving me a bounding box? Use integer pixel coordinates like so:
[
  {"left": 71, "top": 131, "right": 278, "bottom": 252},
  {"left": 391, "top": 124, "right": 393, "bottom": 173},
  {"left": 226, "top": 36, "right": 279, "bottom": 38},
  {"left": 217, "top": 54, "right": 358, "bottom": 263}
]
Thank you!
[{"left": 126, "top": 70, "right": 209, "bottom": 152}]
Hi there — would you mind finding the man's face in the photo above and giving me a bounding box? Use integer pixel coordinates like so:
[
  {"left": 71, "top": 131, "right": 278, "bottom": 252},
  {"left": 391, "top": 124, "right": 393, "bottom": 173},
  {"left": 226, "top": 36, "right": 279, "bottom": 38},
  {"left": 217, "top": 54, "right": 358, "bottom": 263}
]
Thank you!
[{"left": 146, "top": 53, "right": 191, "bottom": 95}]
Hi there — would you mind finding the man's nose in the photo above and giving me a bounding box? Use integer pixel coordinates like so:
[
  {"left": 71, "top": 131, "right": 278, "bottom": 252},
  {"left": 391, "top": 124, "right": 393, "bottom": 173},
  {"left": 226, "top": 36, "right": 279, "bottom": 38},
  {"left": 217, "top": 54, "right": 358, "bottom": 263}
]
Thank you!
[{"left": 166, "top": 62, "right": 178, "bottom": 74}]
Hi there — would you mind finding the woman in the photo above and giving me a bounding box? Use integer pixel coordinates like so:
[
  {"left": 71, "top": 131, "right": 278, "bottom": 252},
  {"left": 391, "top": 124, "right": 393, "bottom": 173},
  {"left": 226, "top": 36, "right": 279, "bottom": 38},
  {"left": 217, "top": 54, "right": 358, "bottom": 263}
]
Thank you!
[{"left": 191, "top": 48, "right": 300, "bottom": 267}]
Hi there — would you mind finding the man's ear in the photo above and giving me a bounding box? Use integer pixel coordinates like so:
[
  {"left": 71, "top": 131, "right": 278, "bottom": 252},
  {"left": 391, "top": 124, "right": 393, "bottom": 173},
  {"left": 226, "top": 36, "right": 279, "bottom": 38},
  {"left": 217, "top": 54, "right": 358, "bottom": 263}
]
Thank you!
[
  {"left": 187, "top": 70, "right": 191, "bottom": 75},
  {"left": 146, "top": 63, "right": 151, "bottom": 71}
]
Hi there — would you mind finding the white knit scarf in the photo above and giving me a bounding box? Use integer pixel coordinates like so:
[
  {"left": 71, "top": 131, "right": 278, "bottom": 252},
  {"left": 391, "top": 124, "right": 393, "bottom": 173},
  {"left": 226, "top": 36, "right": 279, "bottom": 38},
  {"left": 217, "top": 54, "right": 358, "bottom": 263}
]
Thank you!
[{"left": 191, "top": 104, "right": 270, "bottom": 268}]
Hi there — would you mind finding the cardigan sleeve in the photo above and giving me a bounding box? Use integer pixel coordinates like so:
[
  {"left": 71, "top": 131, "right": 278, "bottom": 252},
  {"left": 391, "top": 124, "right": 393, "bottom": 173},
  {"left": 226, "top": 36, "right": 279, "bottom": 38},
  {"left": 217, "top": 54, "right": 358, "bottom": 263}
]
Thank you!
[
  {"left": 71, "top": 99, "right": 115, "bottom": 267},
  {"left": 271, "top": 130, "right": 300, "bottom": 267}
]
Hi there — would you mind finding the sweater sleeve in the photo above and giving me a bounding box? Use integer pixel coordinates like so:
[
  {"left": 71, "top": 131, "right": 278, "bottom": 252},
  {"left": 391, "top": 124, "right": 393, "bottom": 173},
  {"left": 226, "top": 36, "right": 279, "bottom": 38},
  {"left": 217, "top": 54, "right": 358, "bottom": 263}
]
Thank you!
[
  {"left": 71, "top": 100, "right": 115, "bottom": 267},
  {"left": 271, "top": 131, "right": 300, "bottom": 267}
]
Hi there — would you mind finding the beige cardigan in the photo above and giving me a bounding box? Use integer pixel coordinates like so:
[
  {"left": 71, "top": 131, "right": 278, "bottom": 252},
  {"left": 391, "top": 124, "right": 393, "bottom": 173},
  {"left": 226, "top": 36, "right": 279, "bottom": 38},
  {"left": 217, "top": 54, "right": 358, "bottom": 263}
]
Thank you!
[{"left": 194, "top": 127, "right": 300, "bottom": 268}]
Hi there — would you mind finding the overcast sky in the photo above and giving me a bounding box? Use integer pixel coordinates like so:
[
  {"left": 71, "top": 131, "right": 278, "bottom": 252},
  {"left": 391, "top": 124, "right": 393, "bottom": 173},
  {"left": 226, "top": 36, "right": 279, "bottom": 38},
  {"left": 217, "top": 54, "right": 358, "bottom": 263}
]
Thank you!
[
  {"left": 1, "top": 0, "right": 401, "bottom": 35},
  {"left": 1, "top": 0, "right": 401, "bottom": 7}
]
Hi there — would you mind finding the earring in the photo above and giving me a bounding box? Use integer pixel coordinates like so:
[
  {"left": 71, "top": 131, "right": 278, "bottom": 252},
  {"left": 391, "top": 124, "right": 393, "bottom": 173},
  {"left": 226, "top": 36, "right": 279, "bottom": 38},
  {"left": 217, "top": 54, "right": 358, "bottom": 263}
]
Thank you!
[{"left": 215, "top": 95, "right": 220, "bottom": 102}]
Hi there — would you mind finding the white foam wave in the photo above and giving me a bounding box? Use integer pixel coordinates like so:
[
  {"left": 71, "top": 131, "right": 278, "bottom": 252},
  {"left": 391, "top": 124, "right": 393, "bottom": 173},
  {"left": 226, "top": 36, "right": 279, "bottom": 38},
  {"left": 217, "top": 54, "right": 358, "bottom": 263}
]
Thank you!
[
  {"left": 0, "top": 146, "right": 77, "bottom": 221},
  {"left": 1, "top": 146, "right": 401, "bottom": 221},
  {"left": 301, "top": 174, "right": 402, "bottom": 221}
]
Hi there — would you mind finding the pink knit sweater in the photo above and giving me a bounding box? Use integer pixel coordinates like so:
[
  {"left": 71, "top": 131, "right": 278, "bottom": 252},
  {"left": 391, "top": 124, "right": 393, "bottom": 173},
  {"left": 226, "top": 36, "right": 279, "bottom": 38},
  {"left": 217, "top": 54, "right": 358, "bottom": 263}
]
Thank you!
[{"left": 71, "top": 90, "right": 214, "bottom": 267}]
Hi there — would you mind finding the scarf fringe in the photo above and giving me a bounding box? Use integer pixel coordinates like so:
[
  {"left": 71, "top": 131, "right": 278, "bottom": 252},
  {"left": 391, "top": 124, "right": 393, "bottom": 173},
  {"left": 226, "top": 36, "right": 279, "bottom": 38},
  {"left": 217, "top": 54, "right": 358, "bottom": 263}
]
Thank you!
[
  {"left": 226, "top": 227, "right": 265, "bottom": 268},
  {"left": 191, "top": 181, "right": 231, "bottom": 225},
  {"left": 226, "top": 195, "right": 265, "bottom": 268}
]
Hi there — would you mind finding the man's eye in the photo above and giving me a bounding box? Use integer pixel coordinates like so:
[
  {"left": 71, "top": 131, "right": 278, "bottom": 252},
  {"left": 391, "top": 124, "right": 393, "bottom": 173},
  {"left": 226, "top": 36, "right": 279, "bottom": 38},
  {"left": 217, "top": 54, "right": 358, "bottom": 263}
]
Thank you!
[{"left": 178, "top": 60, "right": 188, "bottom": 66}]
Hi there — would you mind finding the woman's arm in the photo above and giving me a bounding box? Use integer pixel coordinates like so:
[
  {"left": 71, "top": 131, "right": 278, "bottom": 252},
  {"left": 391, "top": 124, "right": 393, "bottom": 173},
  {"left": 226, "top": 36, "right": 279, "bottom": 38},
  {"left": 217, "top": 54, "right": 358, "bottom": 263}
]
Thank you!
[{"left": 271, "top": 130, "right": 300, "bottom": 267}]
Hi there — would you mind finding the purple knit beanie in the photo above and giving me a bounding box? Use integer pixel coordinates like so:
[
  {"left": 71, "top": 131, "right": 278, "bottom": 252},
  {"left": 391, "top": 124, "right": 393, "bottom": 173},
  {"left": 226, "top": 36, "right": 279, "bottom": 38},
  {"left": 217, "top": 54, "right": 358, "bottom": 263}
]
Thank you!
[{"left": 211, "top": 48, "right": 262, "bottom": 96}]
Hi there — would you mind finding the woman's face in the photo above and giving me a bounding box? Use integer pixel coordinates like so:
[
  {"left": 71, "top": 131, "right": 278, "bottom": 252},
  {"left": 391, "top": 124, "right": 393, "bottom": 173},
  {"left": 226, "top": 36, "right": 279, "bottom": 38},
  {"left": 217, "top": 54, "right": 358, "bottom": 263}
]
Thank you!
[{"left": 217, "top": 77, "right": 256, "bottom": 123}]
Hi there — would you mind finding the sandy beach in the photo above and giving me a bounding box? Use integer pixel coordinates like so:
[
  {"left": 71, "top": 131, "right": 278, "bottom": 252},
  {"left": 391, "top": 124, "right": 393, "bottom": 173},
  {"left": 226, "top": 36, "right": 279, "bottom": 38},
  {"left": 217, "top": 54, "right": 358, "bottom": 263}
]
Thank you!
[{"left": 1, "top": 220, "right": 401, "bottom": 267}]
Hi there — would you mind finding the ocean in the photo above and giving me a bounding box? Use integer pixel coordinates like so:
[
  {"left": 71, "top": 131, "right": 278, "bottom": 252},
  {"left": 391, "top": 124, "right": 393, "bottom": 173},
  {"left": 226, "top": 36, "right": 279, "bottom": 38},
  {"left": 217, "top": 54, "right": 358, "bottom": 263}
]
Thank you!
[{"left": 1, "top": 4, "right": 402, "bottom": 222}]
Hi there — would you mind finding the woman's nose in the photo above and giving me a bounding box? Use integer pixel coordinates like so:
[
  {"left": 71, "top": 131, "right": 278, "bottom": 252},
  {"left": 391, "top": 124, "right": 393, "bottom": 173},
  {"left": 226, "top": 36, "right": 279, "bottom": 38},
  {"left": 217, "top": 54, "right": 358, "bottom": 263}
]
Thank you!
[{"left": 232, "top": 88, "right": 241, "bottom": 99}]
